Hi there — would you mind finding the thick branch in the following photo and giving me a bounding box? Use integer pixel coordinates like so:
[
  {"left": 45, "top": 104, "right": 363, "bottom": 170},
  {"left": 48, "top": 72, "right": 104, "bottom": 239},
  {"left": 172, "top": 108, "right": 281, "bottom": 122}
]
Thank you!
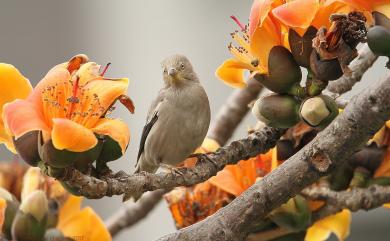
[
  {"left": 58, "top": 126, "right": 284, "bottom": 199},
  {"left": 207, "top": 77, "right": 263, "bottom": 145},
  {"left": 326, "top": 44, "right": 377, "bottom": 96},
  {"left": 105, "top": 189, "right": 168, "bottom": 236},
  {"left": 248, "top": 185, "right": 390, "bottom": 241},
  {"left": 157, "top": 73, "right": 390, "bottom": 241}
]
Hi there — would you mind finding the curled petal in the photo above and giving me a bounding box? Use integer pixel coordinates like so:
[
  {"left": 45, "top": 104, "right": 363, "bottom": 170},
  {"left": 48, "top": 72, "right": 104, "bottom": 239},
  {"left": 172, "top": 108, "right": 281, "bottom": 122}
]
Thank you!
[
  {"left": 216, "top": 59, "right": 250, "bottom": 88},
  {"left": 92, "top": 118, "right": 130, "bottom": 154},
  {"left": 51, "top": 118, "right": 97, "bottom": 152},
  {"left": 272, "top": 0, "right": 320, "bottom": 29},
  {"left": 3, "top": 99, "right": 50, "bottom": 139}
]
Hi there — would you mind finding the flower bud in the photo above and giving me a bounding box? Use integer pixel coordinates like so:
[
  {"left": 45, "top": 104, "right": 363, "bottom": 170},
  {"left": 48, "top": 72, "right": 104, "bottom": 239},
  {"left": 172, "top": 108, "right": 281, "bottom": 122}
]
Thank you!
[
  {"left": 12, "top": 190, "right": 48, "bottom": 241},
  {"left": 252, "top": 94, "right": 301, "bottom": 128},
  {"left": 269, "top": 195, "right": 311, "bottom": 232},
  {"left": 329, "top": 162, "right": 354, "bottom": 191},
  {"left": 373, "top": 11, "right": 390, "bottom": 29},
  {"left": 254, "top": 46, "right": 302, "bottom": 94},
  {"left": 300, "top": 95, "right": 339, "bottom": 129},
  {"left": 288, "top": 27, "right": 317, "bottom": 68},
  {"left": 0, "top": 188, "right": 19, "bottom": 240},
  {"left": 310, "top": 50, "right": 343, "bottom": 81},
  {"left": 13, "top": 131, "right": 40, "bottom": 167},
  {"left": 367, "top": 26, "right": 390, "bottom": 56},
  {"left": 350, "top": 167, "right": 370, "bottom": 188}
]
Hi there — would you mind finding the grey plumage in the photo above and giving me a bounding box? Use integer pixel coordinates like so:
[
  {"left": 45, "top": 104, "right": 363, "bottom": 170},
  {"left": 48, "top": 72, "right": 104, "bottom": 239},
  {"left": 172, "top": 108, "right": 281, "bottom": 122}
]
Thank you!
[{"left": 134, "top": 54, "right": 211, "bottom": 174}]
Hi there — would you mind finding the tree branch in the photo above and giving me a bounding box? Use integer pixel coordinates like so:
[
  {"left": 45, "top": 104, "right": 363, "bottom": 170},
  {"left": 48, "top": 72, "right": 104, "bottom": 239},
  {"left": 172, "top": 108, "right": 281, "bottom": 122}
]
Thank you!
[
  {"left": 156, "top": 73, "right": 390, "bottom": 241},
  {"left": 207, "top": 77, "right": 263, "bottom": 145},
  {"left": 326, "top": 44, "right": 378, "bottom": 97},
  {"left": 105, "top": 189, "right": 168, "bottom": 237},
  {"left": 58, "top": 126, "right": 284, "bottom": 199},
  {"left": 247, "top": 185, "right": 390, "bottom": 241}
]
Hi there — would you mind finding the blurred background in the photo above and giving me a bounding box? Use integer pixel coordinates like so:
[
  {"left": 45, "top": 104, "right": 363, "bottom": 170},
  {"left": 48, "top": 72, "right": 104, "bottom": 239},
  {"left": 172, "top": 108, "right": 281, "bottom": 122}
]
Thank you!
[{"left": 0, "top": 1, "right": 389, "bottom": 240}]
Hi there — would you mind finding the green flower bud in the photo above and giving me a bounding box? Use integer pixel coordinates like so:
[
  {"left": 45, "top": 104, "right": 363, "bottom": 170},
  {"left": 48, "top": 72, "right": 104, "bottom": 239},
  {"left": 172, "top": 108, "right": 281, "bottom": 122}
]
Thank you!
[
  {"left": 289, "top": 27, "right": 317, "bottom": 68},
  {"left": 13, "top": 131, "right": 40, "bottom": 167},
  {"left": 329, "top": 162, "right": 354, "bottom": 191},
  {"left": 269, "top": 195, "right": 311, "bottom": 232},
  {"left": 310, "top": 50, "right": 343, "bottom": 81},
  {"left": 252, "top": 94, "right": 301, "bottom": 128},
  {"left": 254, "top": 46, "right": 302, "bottom": 94},
  {"left": 12, "top": 191, "right": 48, "bottom": 241},
  {"left": 300, "top": 95, "right": 339, "bottom": 129},
  {"left": 350, "top": 167, "right": 370, "bottom": 188},
  {"left": 367, "top": 26, "right": 390, "bottom": 56}
]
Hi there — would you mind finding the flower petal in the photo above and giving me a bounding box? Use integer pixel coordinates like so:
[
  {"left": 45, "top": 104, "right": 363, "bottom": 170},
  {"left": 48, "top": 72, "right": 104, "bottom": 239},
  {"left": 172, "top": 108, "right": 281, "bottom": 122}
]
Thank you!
[
  {"left": 0, "top": 198, "right": 6, "bottom": 231},
  {"left": 374, "top": 150, "right": 390, "bottom": 177},
  {"left": 92, "top": 118, "right": 130, "bottom": 154},
  {"left": 51, "top": 118, "right": 97, "bottom": 152},
  {"left": 305, "top": 209, "right": 351, "bottom": 241},
  {"left": 272, "top": 0, "right": 320, "bottom": 29},
  {"left": 58, "top": 195, "right": 83, "bottom": 228},
  {"left": 216, "top": 59, "right": 249, "bottom": 88},
  {"left": 250, "top": 16, "right": 282, "bottom": 68},
  {"left": 249, "top": 0, "right": 274, "bottom": 36},
  {"left": 0, "top": 64, "right": 32, "bottom": 151},
  {"left": 3, "top": 99, "right": 50, "bottom": 139}
]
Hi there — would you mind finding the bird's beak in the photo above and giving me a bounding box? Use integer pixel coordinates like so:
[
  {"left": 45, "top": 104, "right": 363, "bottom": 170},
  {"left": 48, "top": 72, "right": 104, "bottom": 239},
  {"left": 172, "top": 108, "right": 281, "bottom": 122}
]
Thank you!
[{"left": 168, "top": 68, "right": 177, "bottom": 76}]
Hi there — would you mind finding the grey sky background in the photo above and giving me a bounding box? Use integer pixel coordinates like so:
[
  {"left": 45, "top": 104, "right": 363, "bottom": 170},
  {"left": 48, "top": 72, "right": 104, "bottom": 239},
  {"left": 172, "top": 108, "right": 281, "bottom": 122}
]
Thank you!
[{"left": 0, "top": 1, "right": 389, "bottom": 240}]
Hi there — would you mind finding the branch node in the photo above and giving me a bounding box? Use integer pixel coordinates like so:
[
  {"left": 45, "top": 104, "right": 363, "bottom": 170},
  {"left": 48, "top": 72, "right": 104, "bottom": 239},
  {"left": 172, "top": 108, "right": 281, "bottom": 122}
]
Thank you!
[{"left": 310, "top": 151, "right": 333, "bottom": 173}]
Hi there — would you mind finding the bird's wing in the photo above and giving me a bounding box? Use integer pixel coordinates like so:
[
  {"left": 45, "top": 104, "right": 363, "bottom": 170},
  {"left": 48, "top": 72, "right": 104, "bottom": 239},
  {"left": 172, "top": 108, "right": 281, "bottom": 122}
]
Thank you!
[{"left": 136, "top": 89, "right": 165, "bottom": 163}]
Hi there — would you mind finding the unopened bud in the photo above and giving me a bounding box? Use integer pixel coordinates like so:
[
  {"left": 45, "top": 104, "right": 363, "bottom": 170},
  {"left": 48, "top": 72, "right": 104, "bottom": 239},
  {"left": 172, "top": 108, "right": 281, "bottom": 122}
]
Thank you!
[
  {"left": 19, "top": 190, "right": 48, "bottom": 222},
  {"left": 300, "top": 95, "right": 339, "bottom": 129},
  {"left": 367, "top": 26, "right": 390, "bottom": 56}
]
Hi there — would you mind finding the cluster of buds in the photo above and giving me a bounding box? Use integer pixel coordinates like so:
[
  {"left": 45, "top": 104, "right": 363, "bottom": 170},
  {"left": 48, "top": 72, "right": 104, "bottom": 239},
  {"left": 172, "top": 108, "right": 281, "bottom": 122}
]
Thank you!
[
  {"left": 367, "top": 12, "right": 390, "bottom": 68},
  {"left": 252, "top": 11, "right": 369, "bottom": 129}
]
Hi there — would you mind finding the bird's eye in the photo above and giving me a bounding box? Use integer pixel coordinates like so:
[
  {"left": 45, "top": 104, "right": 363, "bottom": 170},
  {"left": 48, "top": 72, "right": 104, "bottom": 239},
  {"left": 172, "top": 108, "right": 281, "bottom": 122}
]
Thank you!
[
  {"left": 163, "top": 68, "right": 167, "bottom": 74},
  {"left": 180, "top": 63, "right": 185, "bottom": 70}
]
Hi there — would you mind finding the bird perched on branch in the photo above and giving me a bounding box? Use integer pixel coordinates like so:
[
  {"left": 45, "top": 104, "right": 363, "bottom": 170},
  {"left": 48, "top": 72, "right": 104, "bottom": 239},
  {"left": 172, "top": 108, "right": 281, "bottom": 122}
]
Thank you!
[{"left": 134, "top": 54, "right": 211, "bottom": 175}]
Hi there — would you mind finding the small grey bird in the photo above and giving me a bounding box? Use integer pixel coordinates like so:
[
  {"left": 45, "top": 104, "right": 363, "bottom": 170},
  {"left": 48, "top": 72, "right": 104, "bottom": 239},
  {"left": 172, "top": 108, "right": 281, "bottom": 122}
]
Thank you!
[{"left": 134, "top": 54, "right": 211, "bottom": 174}]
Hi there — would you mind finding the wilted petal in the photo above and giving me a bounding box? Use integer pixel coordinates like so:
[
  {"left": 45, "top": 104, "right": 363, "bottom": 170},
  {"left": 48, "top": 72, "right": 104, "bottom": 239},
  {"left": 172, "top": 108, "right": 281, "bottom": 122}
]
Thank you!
[
  {"left": 51, "top": 118, "right": 97, "bottom": 152},
  {"left": 305, "top": 209, "right": 351, "bottom": 241},
  {"left": 92, "top": 118, "right": 130, "bottom": 154}
]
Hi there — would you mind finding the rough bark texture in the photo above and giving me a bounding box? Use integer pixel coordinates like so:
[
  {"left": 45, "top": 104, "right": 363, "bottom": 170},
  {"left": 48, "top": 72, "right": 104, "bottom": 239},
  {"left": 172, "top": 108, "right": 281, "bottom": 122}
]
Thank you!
[
  {"left": 207, "top": 77, "right": 263, "bottom": 145},
  {"left": 105, "top": 189, "right": 168, "bottom": 236},
  {"left": 156, "top": 73, "right": 390, "bottom": 241},
  {"left": 58, "top": 126, "right": 284, "bottom": 199},
  {"left": 247, "top": 185, "right": 390, "bottom": 241},
  {"left": 326, "top": 44, "right": 378, "bottom": 96}
]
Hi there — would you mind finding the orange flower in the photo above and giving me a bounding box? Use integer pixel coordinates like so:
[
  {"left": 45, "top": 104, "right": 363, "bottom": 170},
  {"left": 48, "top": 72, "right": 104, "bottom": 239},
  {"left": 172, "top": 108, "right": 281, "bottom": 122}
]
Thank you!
[
  {"left": 210, "top": 148, "right": 279, "bottom": 196},
  {"left": 216, "top": 0, "right": 286, "bottom": 88},
  {"left": 2, "top": 55, "right": 130, "bottom": 156},
  {"left": 0, "top": 64, "right": 32, "bottom": 152},
  {"left": 272, "top": 0, "right": 356, "bottom": 36},
  {"left": 333, "top": 0, "right": 390, "bottom": 19}
]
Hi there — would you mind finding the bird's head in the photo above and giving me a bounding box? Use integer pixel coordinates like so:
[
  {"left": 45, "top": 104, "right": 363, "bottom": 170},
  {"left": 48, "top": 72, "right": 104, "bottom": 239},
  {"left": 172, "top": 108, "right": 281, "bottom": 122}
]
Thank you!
[{"left": 161, "top": 54, "right": 198, "bottom": 87}]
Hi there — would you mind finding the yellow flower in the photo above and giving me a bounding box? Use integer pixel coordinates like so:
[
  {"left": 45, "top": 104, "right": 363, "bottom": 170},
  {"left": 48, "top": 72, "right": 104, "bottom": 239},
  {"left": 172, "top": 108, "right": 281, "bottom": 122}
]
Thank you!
[
  {"left": 57, "top": 196, "right": 111, "bottom": 241},
  {"left": 305, "top": 209, "right": 351, "bottom": 241},
  {"left": 2, "top": 54, "right": 130, "bottom": 154},
  {"left": 216, "top": 0, "right": 286, "bottom": 88},
  {"left": 0, "top": 64, "right": 32, "bottom": 152}
]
